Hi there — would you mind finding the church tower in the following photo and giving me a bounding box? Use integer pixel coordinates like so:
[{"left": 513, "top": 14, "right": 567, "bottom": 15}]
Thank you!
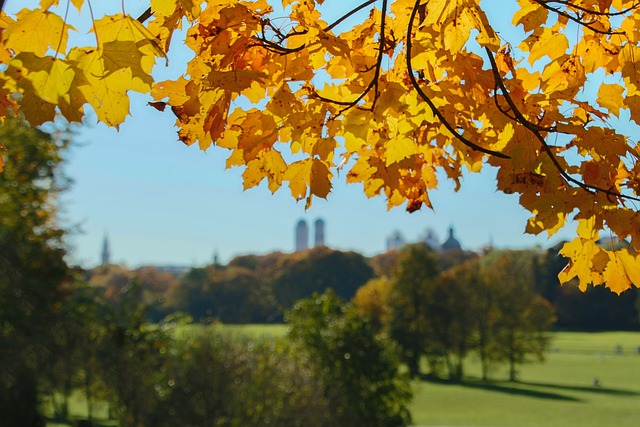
[
  {"left": 101, "top": 233, "right": 111, "bottom": 265},
  {"left": 295, "top": 219, "right": 309, "bottom": 252},
  {"left": 314, "top": 218, "right": 325, "bottom": 247}
]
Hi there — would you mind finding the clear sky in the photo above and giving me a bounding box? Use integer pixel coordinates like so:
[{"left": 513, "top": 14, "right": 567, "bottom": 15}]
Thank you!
[{"left": 7, "top": 1, "right": 578, "bottom": 267}]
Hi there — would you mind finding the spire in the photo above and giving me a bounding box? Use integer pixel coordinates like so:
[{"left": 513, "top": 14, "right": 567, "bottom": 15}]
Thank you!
[{"left": 101, "top": 232, "right": 111, "bottom": 265}]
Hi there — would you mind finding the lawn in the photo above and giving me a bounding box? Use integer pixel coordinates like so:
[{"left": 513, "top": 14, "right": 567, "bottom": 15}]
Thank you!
[
  {"left": 44, "top": 329, "right": 640, "bottom": 427},
  {"left": 410, "top": 331, "right": 640, "bottom": 427}
]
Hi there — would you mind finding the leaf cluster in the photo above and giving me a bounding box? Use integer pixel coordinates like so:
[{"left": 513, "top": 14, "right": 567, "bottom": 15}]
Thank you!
[{"left": 1, "top": 0, "right": 640, "bottom": 291}]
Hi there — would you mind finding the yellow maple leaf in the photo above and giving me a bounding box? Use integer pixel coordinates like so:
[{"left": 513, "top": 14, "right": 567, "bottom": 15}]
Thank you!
[
  {"left": 558, "top": 238, "right": 601, "bottom": 291},
  {"left": 512, "top": 0, "right": 548, "bottom": 33},
  {"left": 603, "top": 250, "right": 640, "bottom": 294},
  {"left": 310, "top": 158, "right": 332, "bottom": 199},
  {"left": 3, "top": 8, "right": 70, "bottom": 57},
  {"left": 151, "top": 0, "right": 177, "bottom": 17},
  {"left": 284, "top": 159, "right": 311, "bottom": 201},
  {"left": 597, "top": 83, "right": 625, "bottom": 117},
  {"left": 68, "top": 47, "right": 131, "bottom": 127},
  {"left": 242, "top": 148, "right": 286, "bottom": 192},
  {"left": 523, "top": 27, "right": 568, "bottom": 65},
  {"left": 19, "top": 90, "right": 56, "bottom": 126},
  {"left": 12, "top": 53, "right": 74, "bottom": 104},
  {"left": 101, "top": 41, "right": 154, "bottom": 90},
  {"left": 152, "top": 77, "right": 192, "bottom": 105}
]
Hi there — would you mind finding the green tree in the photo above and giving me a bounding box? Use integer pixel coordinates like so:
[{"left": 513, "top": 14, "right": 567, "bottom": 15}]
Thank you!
[
  {"left": 427, "top": 267, "right": 479, "bottom": 381},
  {"left": 167, "top": 265, "right": 275, "bottom": 323},
  {"left": 135, "top": 266, "right": 179, "bottom": 321},
  {"left": 271, "top": 247, "right": 374, "bottom": 313},
  {"left": 480, "top": 250, "right": 556, "bottom": 381},
  {"left": 43, "top": 281, "right": 111, "bottom": 422},
  {"left": 0, "top": 119, "right": 69, "bottom": 426},
  {"left": 288, "top": 291, "right": 412, "bottom": 427},
  {"left": 386, "top": 243, "right": 440, "bottom": 377},
  {"left": 98, "top": 281, "right": 172, "bottom": 427}
]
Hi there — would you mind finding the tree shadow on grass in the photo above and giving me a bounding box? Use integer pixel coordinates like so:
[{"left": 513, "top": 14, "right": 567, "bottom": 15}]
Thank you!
[
  {"left": 421, "top": 376, "right": 581, "bottom": 402},
  {"left": 517, "top": 380, "right": 640, "bottom": 397}
]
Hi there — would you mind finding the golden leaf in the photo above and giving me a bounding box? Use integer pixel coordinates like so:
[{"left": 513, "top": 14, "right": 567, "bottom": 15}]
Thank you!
[
  {"left": 151, "top": 0, "right": 177, "bottom": 17},
  {"left": 597, "top": 83, "right": 625, "bottom": 117},
  {"left": 310, "top": 158, "right": 332, "bottom": 199},
  {"left": 13, "top": 54, "right": 74, "bottom": 104},
  {"left": 558, "top": 238, "right": 602, "bottom": 291},
  {"left": 512, "top": 0, "right": 548, "bottom": 33},
  {"left": 4, "top": 9, "right": 69, "bottom": 57},
  {"left": 603, "top": 250, "right": 640, "bottom": 294}
]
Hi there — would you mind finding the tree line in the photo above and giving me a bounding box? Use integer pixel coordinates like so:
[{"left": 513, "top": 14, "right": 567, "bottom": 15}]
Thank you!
[{"left": 90, "top": 245, "right": 640, "bottom": 332}]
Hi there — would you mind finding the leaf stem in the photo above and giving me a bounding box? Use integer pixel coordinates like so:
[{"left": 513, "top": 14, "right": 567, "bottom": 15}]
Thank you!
[
  {"left": 86, "top": 0, "right": 99, "bottom": 47},
  {"left": 54, "top": 0, "right": 72, "bottom": 59}
]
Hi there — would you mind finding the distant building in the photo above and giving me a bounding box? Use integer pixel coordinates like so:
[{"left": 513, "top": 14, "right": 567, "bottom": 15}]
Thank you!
[
  {"left": 421, "top": 228, "right": 441, "bottom": 250},
  {"left": 387, "top": 226, "right": 463, "bottom": 252},
  {"left": 314, "top": 218, "right": 325, "bottom": 247},
  {"left": 386, "top": 230, "right": 406, "bottom": 251},
  {"left": 441, "top": 226, "right": 462, "bottom": 251},
  {"left": 101, "top": 233, "right": 111, "bottom": 265},
  {"left": 295, "top": 219, "right": 309, "bottom": 252}
]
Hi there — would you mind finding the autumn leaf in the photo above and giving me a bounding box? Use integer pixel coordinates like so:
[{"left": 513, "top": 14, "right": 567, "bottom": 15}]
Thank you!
[
  {"left": 3, "top": 8, "right": 70, "bottom": 57},
  {"left": 603, "top": 250, "right": 640, "bottom": 294},
  {"left": 597, "top": 83, "right": 625, "bottom": 117}
]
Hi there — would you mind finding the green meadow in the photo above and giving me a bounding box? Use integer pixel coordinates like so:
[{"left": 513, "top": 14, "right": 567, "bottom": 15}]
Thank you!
[
  {"left": 45, "top": 330, "right": 640, "bottom": 427},
  {"left": 411, "top": 332, "right": 640, "bottom": 427}
]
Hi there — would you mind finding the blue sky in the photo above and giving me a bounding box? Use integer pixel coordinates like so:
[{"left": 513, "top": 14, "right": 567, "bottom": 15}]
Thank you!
[{"left": 7, "top": 1, "right": 578, "bottom": 267}]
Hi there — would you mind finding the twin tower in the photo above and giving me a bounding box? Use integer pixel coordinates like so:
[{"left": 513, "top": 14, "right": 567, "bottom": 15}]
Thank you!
[{"left": 295, "top": 218, "right": 325, "bottom": 252}]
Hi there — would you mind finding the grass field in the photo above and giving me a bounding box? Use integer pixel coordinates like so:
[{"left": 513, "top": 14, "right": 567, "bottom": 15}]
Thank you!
[
  {"left": 44, "top": 329, "right": 640, "bottom": 427},
  {"left": 410, "top": 332, "right": 640, "bottom": 427}
]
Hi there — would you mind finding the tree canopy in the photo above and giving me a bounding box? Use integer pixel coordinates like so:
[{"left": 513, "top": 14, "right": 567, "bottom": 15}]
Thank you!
[{"left": 1, "top": 0, "right": 640, "bottom": 292}]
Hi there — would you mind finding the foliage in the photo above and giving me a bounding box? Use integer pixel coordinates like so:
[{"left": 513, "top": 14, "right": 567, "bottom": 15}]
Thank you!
[
  {"left": 271, "top": 246, "right": 374, "bottom": 312},
  {"left": 1, "top": 0, "right": 640, "bottom": 292},
  {"left": 383, "top": 245, "right": 556, "bottom": 381},
  {"left": 0, "top": 119, "right": 69, "bottom": 426},
  {"left": 352, "top": 276, "right": 394, "bottom": 330},
  {"left": 287, "top": 290, "right": 413, "bottom": 427},
  {"left": 166, "top": 264, "right": 276, "bottom": 323},
  {"left": 159, "top": 332, "right": 334, "bottom": 427}
]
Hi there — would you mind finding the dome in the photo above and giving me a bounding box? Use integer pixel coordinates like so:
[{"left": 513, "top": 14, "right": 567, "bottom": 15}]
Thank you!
[{"left": 441, "top": 227, "right": 461, "bottom": 251}]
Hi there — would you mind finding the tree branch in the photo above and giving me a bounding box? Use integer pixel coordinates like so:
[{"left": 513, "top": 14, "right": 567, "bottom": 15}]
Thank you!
[
  {"left": 137, "top": 7, "right": 153, "bottom": 23},
  {"left": 406, "top": 0, "right": 510, "bottom": 159},
  {"left": 530, "top": 0, "right": 634, "bottom": 35},
  {"left": 311, "top": 0, "right": 388, "bottom": 115},
  {"left": 484, "top": 47, "right": 640, "bottom": 203}
]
